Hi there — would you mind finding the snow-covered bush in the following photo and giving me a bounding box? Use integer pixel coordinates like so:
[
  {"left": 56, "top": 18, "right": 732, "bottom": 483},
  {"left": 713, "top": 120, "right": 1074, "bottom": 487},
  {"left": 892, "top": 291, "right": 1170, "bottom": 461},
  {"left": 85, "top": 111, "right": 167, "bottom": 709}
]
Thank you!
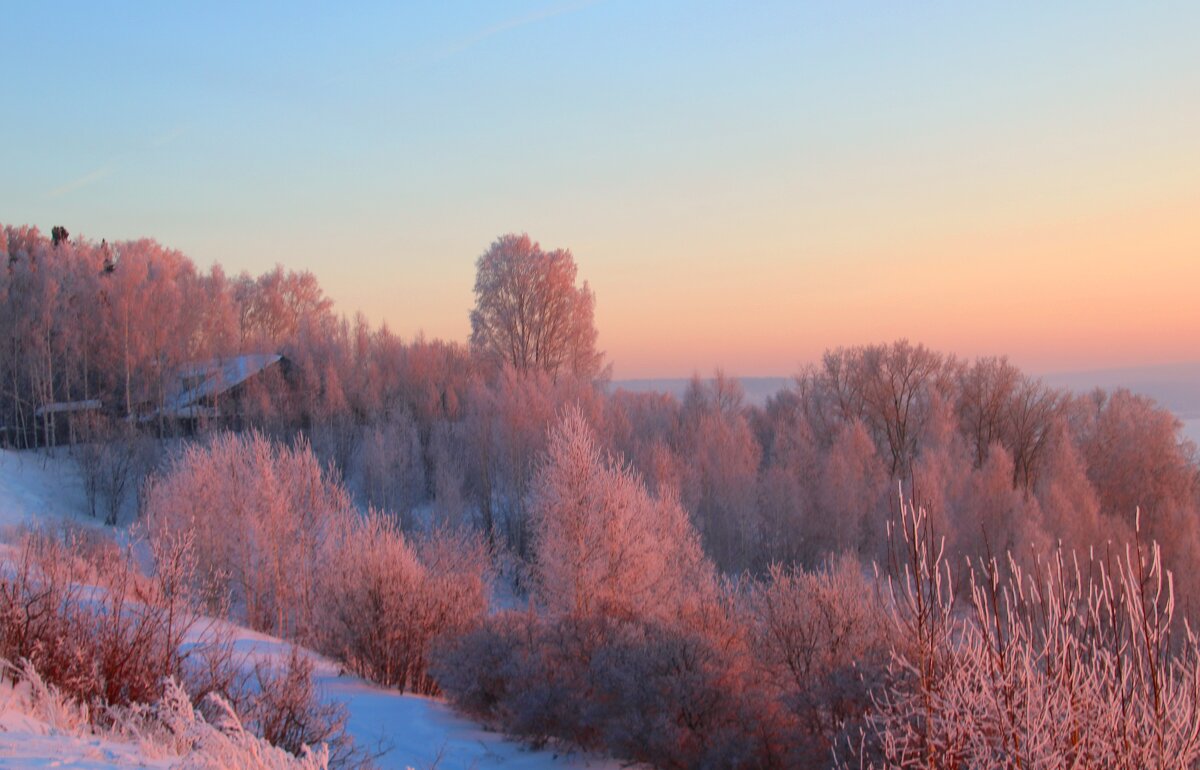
[
  {"left": 428, "top": 610, "right": 534, "bottom": 726},
  {"left": 848, "top": 500, "right": 1200, "bottom": 769},
  {"left": 0, "top": 526, "right": 352, "bottom": 766},
  {"left": 236, "top": 648, "right": 353, "bottom": 766},
  {"left": 3, "top": 656, "right": 331, "bottom": 769},
  {"left": 433, "top": 610, "right": 622, "bottom": 749},
  {"left": 144, "top": 429, "right": 490, "bottom": 698},
  {"left": 143, "top": 430, "right": 353, "bottom": 638},
  {"left": 4, "top": 657, "right": 93, "bottom": 734},
  {"left": 746, "top": 554, "right": 891, "bottom": 765},
  {"left": 163, "top": 680, "right": 332, "bottom": 770},
  {"left": 314, "top": 512, "right": 490, "bottom": 694},
  {"left": 184, "top": 643, "right": 353, "bottom": 765},
  {"left": 585, "top": 617, "right": 787, "bottom": 769},
  {"left": 0, "top": 526, "right": 197, "bottom": 710},
  {"left": 434, "top": 605, "right": 795, "bottom": 768}
]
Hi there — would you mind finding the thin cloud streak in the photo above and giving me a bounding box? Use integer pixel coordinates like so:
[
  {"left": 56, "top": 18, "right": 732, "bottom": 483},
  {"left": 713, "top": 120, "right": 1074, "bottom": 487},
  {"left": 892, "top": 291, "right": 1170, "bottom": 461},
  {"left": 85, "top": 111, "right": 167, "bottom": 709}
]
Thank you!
[
  {"left": 44, "top": 126, "right": 185, "bottom": 201},
  {"left": 47, "top": 165, "right": 113, "bottom": 199},
  {"left": 318, "top": 0, "right": 600, "bottom": 85},
  {"left": 432, "top": 0, "right": 600, "bottom": 62}
]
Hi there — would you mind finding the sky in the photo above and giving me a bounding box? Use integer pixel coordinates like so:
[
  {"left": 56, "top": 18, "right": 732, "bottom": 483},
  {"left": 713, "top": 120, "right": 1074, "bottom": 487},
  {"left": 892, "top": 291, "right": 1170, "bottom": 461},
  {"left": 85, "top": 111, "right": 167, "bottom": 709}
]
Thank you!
[{"left": 3, "top": 2, "right": 1199, "bottom": 379}]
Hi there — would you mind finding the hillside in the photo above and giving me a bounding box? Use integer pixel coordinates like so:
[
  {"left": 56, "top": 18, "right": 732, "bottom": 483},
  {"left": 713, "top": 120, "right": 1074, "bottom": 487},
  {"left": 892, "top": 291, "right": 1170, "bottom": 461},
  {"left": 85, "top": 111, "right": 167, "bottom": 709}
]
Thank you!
[{"left": 0, "top": 447, "right": 623, "bottom": 770}]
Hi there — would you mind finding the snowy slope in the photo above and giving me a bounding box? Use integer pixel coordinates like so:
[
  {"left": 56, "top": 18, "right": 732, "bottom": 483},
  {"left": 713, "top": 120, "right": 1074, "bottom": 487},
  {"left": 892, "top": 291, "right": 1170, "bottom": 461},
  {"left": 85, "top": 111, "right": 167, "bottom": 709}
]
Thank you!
[
  {"left": 0, "top": 447, "right": 624, "bottom": 770},
  {"left": 189, "top": 620, "right": 622, "bottom": 770},
  {"left": 0, "top": 713, "right": 173, "bottom": 770},
  {"left": 0, "top": 449, "right": 93, "bottom": 532}
]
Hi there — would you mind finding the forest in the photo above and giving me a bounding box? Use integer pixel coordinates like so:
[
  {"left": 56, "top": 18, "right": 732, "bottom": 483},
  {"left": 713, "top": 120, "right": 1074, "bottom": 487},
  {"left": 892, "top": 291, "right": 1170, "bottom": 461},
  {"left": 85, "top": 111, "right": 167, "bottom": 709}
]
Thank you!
[{"left": 3, "top": 222, "right": 1200, "bottom": 768}]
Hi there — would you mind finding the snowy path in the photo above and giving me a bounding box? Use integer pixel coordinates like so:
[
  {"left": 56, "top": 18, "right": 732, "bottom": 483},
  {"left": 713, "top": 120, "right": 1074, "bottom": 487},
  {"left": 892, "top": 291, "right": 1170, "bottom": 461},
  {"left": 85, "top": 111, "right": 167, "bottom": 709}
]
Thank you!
[{"left": 193, "top": 620, "right": 619, "bottom": 770}]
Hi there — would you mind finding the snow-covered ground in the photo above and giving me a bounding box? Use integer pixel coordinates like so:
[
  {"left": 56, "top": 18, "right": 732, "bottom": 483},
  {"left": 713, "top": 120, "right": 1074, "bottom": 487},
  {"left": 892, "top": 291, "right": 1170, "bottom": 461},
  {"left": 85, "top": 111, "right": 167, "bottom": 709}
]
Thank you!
[
  {"left": 0, "top": 707, "right": 174, "bottom": 770},
  {"left": 0, "top": 447, "right": 622, "bottom": 770},
  {"left": 190, "top": 620, "right": 618, "bottom": 770},
  {"left": 0, "top": 448, "right": 93, "bottom": 532}
]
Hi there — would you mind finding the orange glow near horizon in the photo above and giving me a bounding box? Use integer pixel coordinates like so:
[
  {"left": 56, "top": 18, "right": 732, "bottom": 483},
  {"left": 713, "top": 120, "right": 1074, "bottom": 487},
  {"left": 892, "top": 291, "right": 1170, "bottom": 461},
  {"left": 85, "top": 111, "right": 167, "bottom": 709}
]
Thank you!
[
  {"left": 578, "top": 108, "right": 1200, "bottom": 378},
  {"left": 335, "top": 185, "right": 1200, "bottom": 380},
  {"left": 540, "top": 185, "right": 1200, "bottom": 379}
]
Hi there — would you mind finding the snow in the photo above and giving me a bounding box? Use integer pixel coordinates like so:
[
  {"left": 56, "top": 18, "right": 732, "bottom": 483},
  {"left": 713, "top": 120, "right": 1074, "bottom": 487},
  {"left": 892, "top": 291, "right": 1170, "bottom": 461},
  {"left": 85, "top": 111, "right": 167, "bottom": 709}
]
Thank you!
[
  {"left": 158, "top": 354, "right": 282, "bottom": 418},
  {"left": 0, "top": 672, "right": 175, "bottom": 770},
  {"left": 184, "top": 619, "right": 619, "bottom": 770},
  {"left": 0, "top": 713, "right": 173, "bottom": 769},
  {"left": 0, "top": 447, "right": 625, "bottom": 770},
  {"left": 0, "top": 449, "right": 91, "bottom": 533},
  {"left": 325, "top": 681, "right": 602, "bottom": 770}
]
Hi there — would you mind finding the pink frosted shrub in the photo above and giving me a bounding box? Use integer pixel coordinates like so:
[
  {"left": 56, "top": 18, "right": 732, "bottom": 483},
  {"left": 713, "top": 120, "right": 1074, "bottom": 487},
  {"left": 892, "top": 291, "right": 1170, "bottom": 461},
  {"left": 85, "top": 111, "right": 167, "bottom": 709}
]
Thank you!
[
  {"left": 434, "top": 605, "right": 797, "bottom": 768},
  {"left": 314, "top": 512, "right": 490, "bottom": 694},
  {"left": 746, "top": 554, "right": 891, "bottom": 765},
  {"left": 432, "top": 610, "right": 607, "bottom": 748},
  {"left": 143, "top": 431, "right": 352, "bottom": 638},
  {"left": 238, "top": 648, "right": 353, "bottom": 766},
  {"left": 585, "top": 618, "right": 788, "bottom": 769},
  {"left": 851, "top": 500, "right": 1200, "bottom": 769},
  {"left": 529, "top": 406, "right": 714, "bottom": 623},
  {"left": 144, "top": 430, "right": 491, "bottom": 697},
  {"left": 0, "top": 526, "right": 199, "bottom": 711}
]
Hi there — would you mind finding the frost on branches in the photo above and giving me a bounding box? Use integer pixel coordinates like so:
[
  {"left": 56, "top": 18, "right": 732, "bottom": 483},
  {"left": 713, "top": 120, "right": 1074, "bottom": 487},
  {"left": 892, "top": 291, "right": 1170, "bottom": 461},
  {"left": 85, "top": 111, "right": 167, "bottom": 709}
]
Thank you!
[
  {"left": 529, "top": 406, "right": 712, "bottom": 622},
  {"left": 854, "top": 499, "right": 1200, "bottom": 770}
]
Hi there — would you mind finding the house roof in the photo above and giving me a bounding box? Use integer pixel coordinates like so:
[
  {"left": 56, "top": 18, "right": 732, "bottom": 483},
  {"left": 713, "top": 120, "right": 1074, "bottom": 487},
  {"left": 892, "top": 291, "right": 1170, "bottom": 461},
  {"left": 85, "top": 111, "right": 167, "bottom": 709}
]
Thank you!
[
  {"left": 34, "top": 400, "right": 102, "bottom": 417},
  {"left": 158, "top": 353, "right": 282, "bottom": 417}
]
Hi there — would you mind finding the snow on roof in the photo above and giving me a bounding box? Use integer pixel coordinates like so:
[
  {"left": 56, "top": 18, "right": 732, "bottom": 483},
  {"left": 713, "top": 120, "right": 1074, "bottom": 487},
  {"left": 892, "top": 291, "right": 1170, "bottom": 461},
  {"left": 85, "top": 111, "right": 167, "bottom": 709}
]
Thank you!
[
  {"left": 158, "top": 353, "right": 282, "bottom": 417},
  {"left": 33, "top": 399, "right": 102, "bottom": 417}
]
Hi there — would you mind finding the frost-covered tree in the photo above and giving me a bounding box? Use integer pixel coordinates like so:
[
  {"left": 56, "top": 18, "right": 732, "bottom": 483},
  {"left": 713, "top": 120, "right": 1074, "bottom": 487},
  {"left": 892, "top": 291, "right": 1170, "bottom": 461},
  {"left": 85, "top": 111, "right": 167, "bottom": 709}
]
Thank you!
[
  {"left": 354, "top": 412, "right": 425, "bottom": 528},
  {"left": 817, "top": 419, "right": 890, "bottom": 560},
  {"left": 602, "top": 388, "right": 682, "bottom": 496},
  {"left": 463, "top": 365, "right": 604, "bottom": 556},
  {"left": 314, "top": 512, "right": 489, "bottom": 694},
  {"left": 530, "top": 407, "right": 712, "bottom": 622},
  {"left": 1034, "top": 418, "right": 1110, "bottom": 551},
  {"left": 469, "top": 233, "right": 604, "bottom": 380},
  {"left": 676, "top": 374, "right": 761, "bottom": 572},
  {"left": 143, "top": 431, "right": 351, "bottom": 638},
  {"left": 799, "top": 340, "right": 953, "bottom": 476}
]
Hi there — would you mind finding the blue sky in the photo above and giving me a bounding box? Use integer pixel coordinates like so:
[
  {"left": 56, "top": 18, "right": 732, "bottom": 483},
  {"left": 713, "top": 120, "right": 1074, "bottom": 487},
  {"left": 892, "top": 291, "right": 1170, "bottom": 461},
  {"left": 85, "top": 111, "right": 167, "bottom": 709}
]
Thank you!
[{"left": 4, "top": 2, "right": 1200, "bottom": 377}]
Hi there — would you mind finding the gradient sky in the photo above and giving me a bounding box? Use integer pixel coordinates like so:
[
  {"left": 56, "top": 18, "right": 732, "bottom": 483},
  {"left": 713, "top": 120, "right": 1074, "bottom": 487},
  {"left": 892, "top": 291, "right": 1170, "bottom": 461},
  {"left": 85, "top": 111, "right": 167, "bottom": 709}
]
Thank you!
[{"left": 4, "top": 2, "right": 1199, "bottom": 378}]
